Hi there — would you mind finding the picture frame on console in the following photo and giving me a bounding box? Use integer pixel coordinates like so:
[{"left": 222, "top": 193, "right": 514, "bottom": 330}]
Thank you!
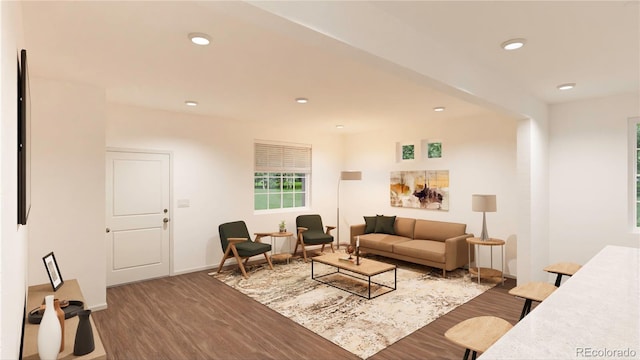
[{"left": 43, "top": 252, "right": 64, "bottom": 291}]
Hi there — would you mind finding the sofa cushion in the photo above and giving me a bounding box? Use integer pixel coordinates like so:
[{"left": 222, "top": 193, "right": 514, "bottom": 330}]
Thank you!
[
  {"left": 363, "top": 216, "right": 377, "bottom": 234},
  {"left": 358, "top": 233, "right": 407, "bottom": 252},
  {"left": 393, "top": 240, "right": 446, "bottom": 263},
  {"left": 414, "top": 220, "right": 466, "bottom": 242},
  {"left": 394, "top": 217, "right": 415, "bottom": 239},
  {"left": 374, "top": 215, "right": 396, "bottom": 234}
]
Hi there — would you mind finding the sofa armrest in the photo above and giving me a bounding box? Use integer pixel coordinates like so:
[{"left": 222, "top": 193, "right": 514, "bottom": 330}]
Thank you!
[
  {"left": 444, "top": 234, "right": 474, "bottom": 270},
  {"left": 350, "top": 224, "right": 366, "bottom": 246}
]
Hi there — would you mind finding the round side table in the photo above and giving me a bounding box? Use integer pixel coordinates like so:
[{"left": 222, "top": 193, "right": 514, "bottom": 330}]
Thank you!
[
  {"left": 270, "top": 232, "right": 293, "bottom": 263},
  {"left": 467, "top": 237, "right": 505, "bottom": 285}
]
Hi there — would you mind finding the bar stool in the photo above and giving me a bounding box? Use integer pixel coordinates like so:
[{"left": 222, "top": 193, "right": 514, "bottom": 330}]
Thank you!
[
  {"left": 544, "top": 262, "right": 581, "bottom": 286},
  {"left": 445, "top": 316, "right": 513, "bottom": 360},
  {"left": 508, "top": 282, "right": 557, "bottom": 320}
]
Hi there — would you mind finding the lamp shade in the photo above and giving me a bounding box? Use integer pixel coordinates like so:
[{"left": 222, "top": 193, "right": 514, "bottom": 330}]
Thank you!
[
  {"left": 472, "top": 194, "right": 497, "bottom": 212},
  {"left": 340, "top": 171, "right": 362, "bottom": 181}
]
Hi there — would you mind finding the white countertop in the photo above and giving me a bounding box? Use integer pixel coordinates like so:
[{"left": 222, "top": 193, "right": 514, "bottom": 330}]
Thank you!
[{"left": 481, "top": 245, "right": 640, "bottom": 359}]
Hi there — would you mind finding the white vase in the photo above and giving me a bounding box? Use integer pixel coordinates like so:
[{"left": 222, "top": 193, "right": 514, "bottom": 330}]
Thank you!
[{"left": 37, "top": 295, "right": 62, "bottom": 360}]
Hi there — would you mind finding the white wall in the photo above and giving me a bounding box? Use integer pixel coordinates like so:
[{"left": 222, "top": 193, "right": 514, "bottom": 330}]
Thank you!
[
  {"left": 342, "top": 113, "right": 519, "bottom": 276},
  {"left": 28, "top": 77, "right": 106, "bottom": 309},
  {"left": 549, "top": 92, "right": 640, "bottom": 266},
  {"left": 0, "top": 2, "right": 29, "bottom": 358},
  {"left": 106, "top": 103, "right": 343, "bottom": 274}
]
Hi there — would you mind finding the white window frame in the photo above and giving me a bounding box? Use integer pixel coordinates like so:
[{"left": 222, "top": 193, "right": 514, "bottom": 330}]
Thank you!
[
  {"left": 628, "top": 117, "right": 640, "bottom": 232},
  {"left": 254, "top": 140, "right": 311, "bottom": 213}
]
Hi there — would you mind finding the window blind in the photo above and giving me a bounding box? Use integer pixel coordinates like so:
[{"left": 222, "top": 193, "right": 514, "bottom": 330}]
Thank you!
[{"left": 254, "top": 143, "right": 311, "bottom": 172}]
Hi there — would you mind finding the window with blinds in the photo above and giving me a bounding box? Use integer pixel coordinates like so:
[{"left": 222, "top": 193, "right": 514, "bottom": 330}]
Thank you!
[{"left": 254, "top": 142, "right": 311, "bottom": 211}]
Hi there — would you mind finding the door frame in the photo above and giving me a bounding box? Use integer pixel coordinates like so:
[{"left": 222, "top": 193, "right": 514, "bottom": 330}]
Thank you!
[{"left": 106, "top": 147, "right": 174, "bottom": 279}]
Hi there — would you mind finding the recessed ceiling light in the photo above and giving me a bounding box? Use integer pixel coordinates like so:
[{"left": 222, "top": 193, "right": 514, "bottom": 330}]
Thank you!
[
  {"left": 188, "top": 33, "right": 211, "bottom": 46},
  {"left": 433, "top": 107, "right": 446, "bottom": 112},
  {"left": 184, "top": 100, "right": 198, "bottom": 106},
  {"left": 501, "top": 38, "right": 526, "bottom": 51},
  {"left": 557, "top": 83, "right": 576, "bottom": 91},
  {"left": 336, "top": 125, "right": 344, "bottom": 129},
  {"left": 295, "top": 97, "right": 308, "bottom": 104}
]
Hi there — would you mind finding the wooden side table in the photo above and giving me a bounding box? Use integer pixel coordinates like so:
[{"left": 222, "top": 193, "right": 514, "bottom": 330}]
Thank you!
[
  {"left": 467, "top": 237, "right": 505, "bottom": 285},
  {"left": 270, "top": 232, "right": 293, "bottom": 263}
]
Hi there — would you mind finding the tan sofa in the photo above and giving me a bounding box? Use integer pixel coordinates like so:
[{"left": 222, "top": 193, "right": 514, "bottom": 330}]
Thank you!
[{"left": 350, "top": 216, "right": 474, "bottom": 276}]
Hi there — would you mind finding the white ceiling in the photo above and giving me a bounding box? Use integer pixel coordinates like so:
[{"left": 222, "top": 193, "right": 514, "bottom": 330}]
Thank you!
[{"left": 21, "top": 1, "right": 639, "bottom": 133}]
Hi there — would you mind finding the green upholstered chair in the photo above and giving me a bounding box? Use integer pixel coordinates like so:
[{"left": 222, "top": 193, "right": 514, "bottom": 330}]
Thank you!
[
  {"left": 295, "top": 214, "right": 335, "bottom": 261},
  {"left": 218, "top": 221, "right": 273, "bottom": 278}
]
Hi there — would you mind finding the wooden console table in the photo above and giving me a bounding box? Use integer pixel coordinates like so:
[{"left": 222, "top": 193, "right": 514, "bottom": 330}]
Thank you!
[{"left": 22, "top": 279, "right": 106, "bottom": 360}]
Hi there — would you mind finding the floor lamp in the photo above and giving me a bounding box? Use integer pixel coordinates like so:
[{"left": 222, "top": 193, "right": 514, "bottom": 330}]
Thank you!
[
  {"left": 472, "top": 194, "right": 497, "bottom": 241},
  {"left": 337, "top": 171, "right": 362, "bottom": 249}
]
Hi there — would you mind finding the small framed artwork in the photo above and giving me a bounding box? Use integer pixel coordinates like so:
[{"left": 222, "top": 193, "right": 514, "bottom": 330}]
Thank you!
[
  {"left": 428, "top": 141, "right": 442, "bottom": 158},
  {"left": 422, "top": 139, "right": 443, "bottom": 158},
  {"left": 42, "top": 252, "right": 64, "bottom": 291},
  {"left": 402, "top": 144, "right": 415, "bottom": 160}
]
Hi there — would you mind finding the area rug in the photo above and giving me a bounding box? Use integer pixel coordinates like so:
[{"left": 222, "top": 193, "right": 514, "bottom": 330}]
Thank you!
[{"left": 211, "top": 255, "right": 493, "bottom": 359}]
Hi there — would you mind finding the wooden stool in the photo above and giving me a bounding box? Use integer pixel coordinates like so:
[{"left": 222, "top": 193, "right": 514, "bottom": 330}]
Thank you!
[
  {"left": 509, "top": 282, "right": 557, "bottom": 320},
  {"left": 544, "top": 262, "right": 581, "bottom": 286},
  {"left": 445, "top": 316, "right": 513, "bottom": 360}
]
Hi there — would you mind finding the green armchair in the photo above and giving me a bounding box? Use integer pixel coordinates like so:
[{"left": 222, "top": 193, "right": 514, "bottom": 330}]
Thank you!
[
  {"left": 218, "top": 221, "right": 273, "bottom": 278},
  {"left": 295, "top": 214, "right": 335, "bottom": 261}
]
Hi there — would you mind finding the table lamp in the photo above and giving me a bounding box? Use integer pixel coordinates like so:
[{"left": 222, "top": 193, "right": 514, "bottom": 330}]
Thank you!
[{"left": 472, "top": 194, "right": 497, "bottom": 241}]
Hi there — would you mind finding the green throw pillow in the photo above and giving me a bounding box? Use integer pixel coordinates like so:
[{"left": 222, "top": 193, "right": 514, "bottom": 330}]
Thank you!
[
  {"left": 363, "top": 216, "right": 377, "bottom": 234},
  {"left": 374, "top": 215, "right": 396, "bottom": 234}
]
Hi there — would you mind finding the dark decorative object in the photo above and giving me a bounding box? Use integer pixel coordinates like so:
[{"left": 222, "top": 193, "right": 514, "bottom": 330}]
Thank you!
[
  {"left": 346, "top": 245, "right": 355, "bottom": 259},
  {"left": 73, "top": 310, "right": 95, "bottom": 356},
  {"left": 28, "top": 300, "right": 84, "bottom": 324}
]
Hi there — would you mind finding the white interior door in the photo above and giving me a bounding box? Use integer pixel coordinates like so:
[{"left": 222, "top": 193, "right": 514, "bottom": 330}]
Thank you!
[{"left": 106, "top": 150, "right": 171, "bottom": 286}]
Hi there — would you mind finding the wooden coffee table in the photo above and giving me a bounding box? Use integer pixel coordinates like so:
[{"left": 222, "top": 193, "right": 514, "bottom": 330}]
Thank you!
[{"left": 311, "top": 253, "right": 396, "bottom": 299}]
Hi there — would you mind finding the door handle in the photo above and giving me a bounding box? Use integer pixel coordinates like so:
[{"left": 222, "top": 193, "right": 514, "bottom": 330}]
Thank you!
[
  {"left": 163, "top": 218, "right": 170, "bottom": 223},
  {"left": 106, "top": 227, "right": 111, "bottom": 233}
]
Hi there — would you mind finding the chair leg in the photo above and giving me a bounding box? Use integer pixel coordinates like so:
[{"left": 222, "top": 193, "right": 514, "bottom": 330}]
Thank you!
[
  {"left": 554, "top": 274, "right": 563, "bottom": 287},
  {"left": 230, "top": 245, "right": 248, "bottom": 279},
  {"left": 329, "top": 243, "right": 335, "bottom": 253},
  {"left": 519, "top": 299, "right": 533, "bottom": 320},
  {"left": 263, "top": 253, "right": 274, "bottom": 270},
  {"left": 294, "top": 240, "right": 300, "bottom": 256},
  {"left": 301, "top": 243, "right": 308, "bottom": 262},
  {"left": 320, "top": 244, "right": 326, "bottom": 253},
  {"left": 217, "top": 246, "right": 233, "bottom": 273}
]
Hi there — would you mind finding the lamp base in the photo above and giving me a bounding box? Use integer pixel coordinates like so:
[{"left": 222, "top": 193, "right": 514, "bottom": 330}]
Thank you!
[{"left": 480, "top": 212, "right": 490, "bottom": 241}]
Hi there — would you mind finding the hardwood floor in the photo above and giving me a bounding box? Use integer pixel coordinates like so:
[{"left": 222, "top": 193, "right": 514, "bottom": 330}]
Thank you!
[{"left": 93, "top": 264, "right": 529, "bottom": 360}]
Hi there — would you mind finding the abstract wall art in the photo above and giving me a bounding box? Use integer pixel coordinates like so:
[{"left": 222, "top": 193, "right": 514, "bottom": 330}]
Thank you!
[{"left": 390, "top": 170, "right": 449, "bottom": 210}]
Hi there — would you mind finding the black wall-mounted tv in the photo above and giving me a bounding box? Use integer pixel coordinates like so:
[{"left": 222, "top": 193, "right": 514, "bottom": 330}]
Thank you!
[{"left": 17, "top": 49, "right": 31, "bottom": 225}]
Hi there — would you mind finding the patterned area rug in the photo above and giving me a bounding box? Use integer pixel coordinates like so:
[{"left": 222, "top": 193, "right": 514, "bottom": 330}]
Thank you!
[{"left": 211, "top": 254, "right": 493, "bottom": 359}]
